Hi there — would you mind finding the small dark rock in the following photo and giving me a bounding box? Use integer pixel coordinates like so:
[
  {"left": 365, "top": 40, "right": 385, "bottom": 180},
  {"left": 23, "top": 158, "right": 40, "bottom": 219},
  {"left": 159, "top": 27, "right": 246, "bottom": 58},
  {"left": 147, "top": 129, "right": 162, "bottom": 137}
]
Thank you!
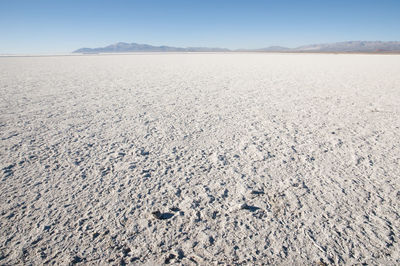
[
  {"left": 119, "top": 258, "right": 126, "bottom": 266},
  {"left": 241, "top": 204, "right": 260, "bottom": 212},
  {"left": 209, "top": 236, "right": 215, "bottom": 245},
  {"left": 152, "top": 211, "right": 174, "bottom": 220},
  {"left": 122, "top": 247, "right": 131, "bottom": 257},
  {"left": 177, "top": 249, "right": 185, "bottom": 259},
  {"left": 251, "top": 190, "right": 265, "bottom": 195},
  {"left": 92, "top": 232, "right": 100, "bottom": 240},
  {"left": 170, "top": 207, "right": 180, "bottom": 212},
  {"left": 165, "top": 254, "right": 176, "bottom": 264},
  {"left": 139, "top": 149, "right": 149, "bottom": 156},
  {"left": 130, "top": 257, "right": 139, "bottom": 262},
  {"left": 70, "top": 255, "right": 83, "bottom": 265}
]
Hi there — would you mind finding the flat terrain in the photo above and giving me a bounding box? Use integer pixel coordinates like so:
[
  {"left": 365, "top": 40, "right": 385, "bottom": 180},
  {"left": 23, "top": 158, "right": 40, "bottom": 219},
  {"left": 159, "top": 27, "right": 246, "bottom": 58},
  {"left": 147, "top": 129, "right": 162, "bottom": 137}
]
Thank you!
[{"left": 1, "top": 53, "right": 400, "bottom": 265}]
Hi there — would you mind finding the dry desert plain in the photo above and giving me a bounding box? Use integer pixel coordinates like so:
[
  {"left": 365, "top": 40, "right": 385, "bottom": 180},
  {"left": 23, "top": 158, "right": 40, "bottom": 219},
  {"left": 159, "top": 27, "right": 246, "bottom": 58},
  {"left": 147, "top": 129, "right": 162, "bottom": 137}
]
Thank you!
[{"left": 1, "top": 53, "right": 400, "bottom": 265}]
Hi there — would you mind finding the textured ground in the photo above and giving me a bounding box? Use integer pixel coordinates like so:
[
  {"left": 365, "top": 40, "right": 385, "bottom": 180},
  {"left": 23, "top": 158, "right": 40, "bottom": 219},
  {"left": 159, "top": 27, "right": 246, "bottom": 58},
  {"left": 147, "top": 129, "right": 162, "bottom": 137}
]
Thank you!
[{"left": 1, "top": 53, "right": 400, "bottom": 265}]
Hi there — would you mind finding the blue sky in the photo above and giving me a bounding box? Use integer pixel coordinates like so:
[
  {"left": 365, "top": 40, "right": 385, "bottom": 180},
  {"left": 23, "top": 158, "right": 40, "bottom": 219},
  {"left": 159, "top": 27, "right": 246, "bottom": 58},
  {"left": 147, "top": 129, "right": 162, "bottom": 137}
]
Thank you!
[{"left": 1, "top": 0, "right": 399, "bottom": 53}]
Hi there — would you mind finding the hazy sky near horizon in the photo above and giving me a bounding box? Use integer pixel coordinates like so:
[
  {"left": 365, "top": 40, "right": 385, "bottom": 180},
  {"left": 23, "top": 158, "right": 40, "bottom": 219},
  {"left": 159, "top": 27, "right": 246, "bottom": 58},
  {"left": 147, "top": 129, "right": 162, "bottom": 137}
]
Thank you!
[{"left": 1, "top": 0, "right": 400, "bottom": 53}]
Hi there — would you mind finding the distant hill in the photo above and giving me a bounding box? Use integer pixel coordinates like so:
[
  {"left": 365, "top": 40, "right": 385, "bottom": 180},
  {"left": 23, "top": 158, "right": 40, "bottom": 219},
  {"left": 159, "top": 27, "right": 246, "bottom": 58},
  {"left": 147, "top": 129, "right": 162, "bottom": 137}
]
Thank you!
[
  {"left": 73, "top": 41, "right": 400, "bottom": 53},
  {"left": 236, "top": 46, "right": 291, "bottom": 52},
  {"left": 293, "top": 41, "right": 400, "bottom": 52}
]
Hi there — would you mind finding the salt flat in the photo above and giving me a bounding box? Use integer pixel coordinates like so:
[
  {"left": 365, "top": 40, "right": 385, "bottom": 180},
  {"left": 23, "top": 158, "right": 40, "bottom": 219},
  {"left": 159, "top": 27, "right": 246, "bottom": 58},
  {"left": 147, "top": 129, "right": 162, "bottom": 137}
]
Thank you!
[{"left": 1, "top": 53, "right": 400, "bottom": 265}]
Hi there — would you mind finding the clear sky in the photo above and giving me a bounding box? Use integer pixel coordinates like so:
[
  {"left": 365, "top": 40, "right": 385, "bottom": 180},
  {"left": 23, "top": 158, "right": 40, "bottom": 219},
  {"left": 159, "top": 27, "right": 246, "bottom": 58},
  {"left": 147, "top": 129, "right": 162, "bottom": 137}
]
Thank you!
[{"left": 1, "top": 0, "right": 399, "bottom": 54}]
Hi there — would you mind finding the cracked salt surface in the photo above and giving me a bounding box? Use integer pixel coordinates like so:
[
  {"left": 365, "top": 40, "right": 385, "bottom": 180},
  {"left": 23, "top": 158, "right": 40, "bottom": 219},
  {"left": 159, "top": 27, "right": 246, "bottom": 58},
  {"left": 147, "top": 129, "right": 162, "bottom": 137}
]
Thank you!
[{"left": 1, "top": 53, "right": 400, "bottom": 264}]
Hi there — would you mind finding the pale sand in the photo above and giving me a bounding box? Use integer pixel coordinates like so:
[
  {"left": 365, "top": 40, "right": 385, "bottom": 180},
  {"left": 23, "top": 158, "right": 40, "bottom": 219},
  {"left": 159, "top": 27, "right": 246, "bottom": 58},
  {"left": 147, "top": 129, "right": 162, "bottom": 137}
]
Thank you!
[{"left": 1, "top": 53, "right": 400, "bottom": 265}]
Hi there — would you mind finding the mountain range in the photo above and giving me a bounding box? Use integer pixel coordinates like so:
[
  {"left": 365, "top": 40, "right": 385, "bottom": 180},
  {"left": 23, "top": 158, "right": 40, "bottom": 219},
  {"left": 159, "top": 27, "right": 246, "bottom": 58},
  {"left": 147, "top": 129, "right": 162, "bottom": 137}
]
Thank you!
[
  {"left": 74, "top": 42, "right": 230, "bottom": 53},
  {"left": 73, "top": 41, "right": 400, "bottom": 53}
]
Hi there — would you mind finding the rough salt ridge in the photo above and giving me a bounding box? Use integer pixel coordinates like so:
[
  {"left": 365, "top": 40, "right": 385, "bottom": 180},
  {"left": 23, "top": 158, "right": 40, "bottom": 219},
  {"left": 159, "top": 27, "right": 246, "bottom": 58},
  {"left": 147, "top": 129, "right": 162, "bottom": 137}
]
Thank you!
[{"left": 1, "top": 53, "right": 400, "bottom": 265}]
